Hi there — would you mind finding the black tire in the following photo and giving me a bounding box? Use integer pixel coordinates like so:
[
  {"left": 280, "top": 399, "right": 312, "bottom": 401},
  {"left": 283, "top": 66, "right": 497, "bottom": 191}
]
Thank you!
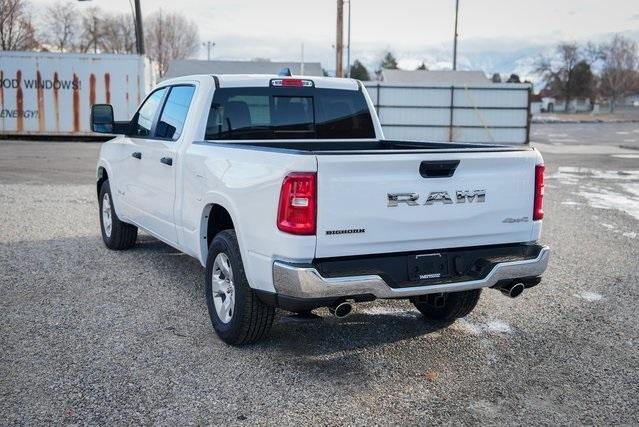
[
  {"left": 411, "top": 289, "right": 481, "bottom": 322},
  {"left": 205, "top": 230, "right": 275, "bottom": 346},
  {"left": 98, "top": 179, "right": 138, "bottom": 250}
]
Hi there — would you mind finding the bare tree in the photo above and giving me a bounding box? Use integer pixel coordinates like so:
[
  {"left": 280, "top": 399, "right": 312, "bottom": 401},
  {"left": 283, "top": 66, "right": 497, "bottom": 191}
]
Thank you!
[
  {"left": 584, "top": 41, "right": 603, "bottom": 65},
  {"left": 535, "top": 42, "right": 594, "bottom": 112},
  {"left": 598, "top": 35, "right": 639, "bottom": 112},
  {"left": 41, "top": 0, "right": 78, "bottom": 52},
  {"left": 0, "top": 0, "right": 38, "bottom": 50},
  {"left": 77, "top": 6, "right": 103, "bottom": 53},
  {"left": 145, "top": 10, "right": 199, "bottom": 77},
  {"left": 100, "top": 13, "right": 136, "bottom": 54}
]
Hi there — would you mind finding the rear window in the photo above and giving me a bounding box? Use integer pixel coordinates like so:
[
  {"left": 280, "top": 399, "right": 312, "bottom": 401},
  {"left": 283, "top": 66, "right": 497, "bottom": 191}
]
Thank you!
[{"left": 205, "top": 87, "right": 375, "bottom": 140}]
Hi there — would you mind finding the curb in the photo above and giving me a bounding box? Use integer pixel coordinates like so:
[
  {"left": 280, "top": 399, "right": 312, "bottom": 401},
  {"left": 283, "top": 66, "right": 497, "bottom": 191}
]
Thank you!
[{"left": 532, "top": 119, "right": 639, "bottom": 124}]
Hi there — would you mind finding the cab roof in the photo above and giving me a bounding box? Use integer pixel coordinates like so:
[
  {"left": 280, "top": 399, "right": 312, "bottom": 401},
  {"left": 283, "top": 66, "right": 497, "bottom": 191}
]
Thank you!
[{"left": 160, "top": 74, "right": 360, "bottom": 91}]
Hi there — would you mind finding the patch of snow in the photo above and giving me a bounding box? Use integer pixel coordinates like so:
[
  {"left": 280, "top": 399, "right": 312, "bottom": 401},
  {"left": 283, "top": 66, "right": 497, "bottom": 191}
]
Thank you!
[
  {"left": 557, "top": 167, "right": 639, "bottom": 181},
  {"left": 623, "top": 231, "right": 637, "bottom": 239},
  {"left": 611, "top": 154, "right": 639, "bottom": 159},
  {"left": 575, "top": 291, "right": 604, "bottom": 302},
  {"left": 578, "top": 188, "right": 639, "bottom": 221},
  {"left": 360, "top": 306, "right": 419, "bottom": 318},
  {"left": 600, "top": 223, "right": 616, "bottom": 229},
  {"left": 623, "top": 183, "right": 639, "bottom": 198},
  {"left": 454, "top": 319, "right": 482, "bottom": 335},
  {"left": 545, "top": 171, "right": 579, "bottom": 185},
  {"left": 561, "top": 200, "right": 582, "bottom": 206},
  {"left": 454, "top": 319, "right": 513, "bottom": 335},
  {"left": 485, "top": 320, "right": 513, "bottom": 334}
]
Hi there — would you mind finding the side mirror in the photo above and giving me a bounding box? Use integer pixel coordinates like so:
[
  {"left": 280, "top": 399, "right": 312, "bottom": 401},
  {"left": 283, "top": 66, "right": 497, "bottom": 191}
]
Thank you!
[{"left": 91, "top": 104, "right": 114, "bottom": 133}]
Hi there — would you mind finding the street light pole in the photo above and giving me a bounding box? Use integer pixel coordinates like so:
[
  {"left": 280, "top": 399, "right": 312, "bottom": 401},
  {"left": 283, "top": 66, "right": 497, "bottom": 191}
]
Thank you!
[
  {"left": 346, "top": 0, "right": 351, "bottom": 77},
  {"left": 452, "top": 0, "right": 459, "bottom": 70},
  {"left": 203, "top": 41, "right": 216, "bottom": 60}
]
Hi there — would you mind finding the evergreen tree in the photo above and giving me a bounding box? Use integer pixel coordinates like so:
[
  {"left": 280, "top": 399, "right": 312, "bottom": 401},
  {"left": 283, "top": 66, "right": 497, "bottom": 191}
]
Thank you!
[
  {"left": 506, "top": 74, "right": 521, "bottom": 83},
  {"left": 380, "top": 52, "right": 398, "bottom": 69},
  {"left": 349, "top": 60, "right": 370, "bottom": 81},
  {"left": 376, "top": 51, "right": 399, "bottom": 79}
]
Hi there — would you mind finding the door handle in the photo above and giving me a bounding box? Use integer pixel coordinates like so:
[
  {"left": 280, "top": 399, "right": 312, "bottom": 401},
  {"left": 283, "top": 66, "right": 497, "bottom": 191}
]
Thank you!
[
  {"left": 160, "top": 157, "right": 173, "bottom": 166},
  {"left": 420, "top": 160, "right": 460, "bottom": 178},
  {"left": 131, "top": 152, "right": 142, "bottom": 159}
]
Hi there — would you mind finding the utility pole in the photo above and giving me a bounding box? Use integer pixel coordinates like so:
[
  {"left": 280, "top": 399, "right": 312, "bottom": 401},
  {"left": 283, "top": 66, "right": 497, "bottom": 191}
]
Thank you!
[
  {"left": 452, "top": 0, "right": 459, "bottom": 70},
  {"left": 336, "top": 0, "right": 344, "bottom": 77},
  {"left": 203, "top": 41, "right": 216, "bottom": 60},
  {"left": 134, "top": 0, "right": 145, "bottom": 55},
  {"left": 92, "top": 15, "right": 98, "bottom": 53},
  {"left": 346, "top": 0, "right": 351, "bottom": 77}
]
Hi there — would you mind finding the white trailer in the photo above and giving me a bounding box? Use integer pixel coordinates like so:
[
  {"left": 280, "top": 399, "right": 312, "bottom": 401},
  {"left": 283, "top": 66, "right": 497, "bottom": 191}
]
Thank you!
[
  {"left": 0, "top": 51, "right": 151, "bottom": 136},
  {"left": 363, "top": 82, "right": 532, "bottom": 144}
]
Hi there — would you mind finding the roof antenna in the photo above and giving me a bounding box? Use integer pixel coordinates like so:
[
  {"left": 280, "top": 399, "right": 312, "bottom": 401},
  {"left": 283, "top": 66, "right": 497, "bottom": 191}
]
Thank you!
[{"left": 278, "top": 67, "right": 292, "bottom": 76}]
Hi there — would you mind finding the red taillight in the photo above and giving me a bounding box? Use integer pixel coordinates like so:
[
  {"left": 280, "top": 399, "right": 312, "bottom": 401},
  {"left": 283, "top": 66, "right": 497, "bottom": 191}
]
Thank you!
[
  {"left": 533, "top": 164, "right": 545, "bottom": 221},
  {"left": 277, "top": 172, "right": 316, "bottom": 235},
  {"left": 270, "top": 78, "right": 314, "bottom": 88}
]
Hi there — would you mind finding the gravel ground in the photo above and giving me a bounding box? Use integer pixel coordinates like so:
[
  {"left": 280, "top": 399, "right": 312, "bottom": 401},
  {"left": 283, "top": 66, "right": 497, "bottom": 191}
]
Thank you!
[{"left": 1, "top": 134, "right": 638, "bottom": 425}]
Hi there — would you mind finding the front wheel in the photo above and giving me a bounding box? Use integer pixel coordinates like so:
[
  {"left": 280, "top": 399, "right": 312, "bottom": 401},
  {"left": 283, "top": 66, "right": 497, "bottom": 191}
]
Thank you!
[
  {"left": 99, "top": 180, "right": 138, "bottom": 250},
  {"left": 205, "top": 230, "right": 275, "bottom": 345},
  {"left": 411, "top": 289, "right": 481, "bottom": 322}
]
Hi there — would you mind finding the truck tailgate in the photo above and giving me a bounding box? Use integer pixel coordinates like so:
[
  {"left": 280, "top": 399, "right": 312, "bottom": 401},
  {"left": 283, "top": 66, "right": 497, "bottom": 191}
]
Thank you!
[{"left": 315, "top": 150, "right": 539, "bottom": 258}]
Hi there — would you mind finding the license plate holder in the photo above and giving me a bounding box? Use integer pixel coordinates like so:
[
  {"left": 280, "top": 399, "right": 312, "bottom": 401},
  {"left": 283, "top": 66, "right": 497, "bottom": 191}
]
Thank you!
[{"left": 408, "top": 253, "right": 449, "bottom": 281}]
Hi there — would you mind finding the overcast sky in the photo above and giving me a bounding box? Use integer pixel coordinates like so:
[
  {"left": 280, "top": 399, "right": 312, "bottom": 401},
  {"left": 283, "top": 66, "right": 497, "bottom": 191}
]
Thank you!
[{"left": 34, "top": 0, "right": 639, "bottom": 73}]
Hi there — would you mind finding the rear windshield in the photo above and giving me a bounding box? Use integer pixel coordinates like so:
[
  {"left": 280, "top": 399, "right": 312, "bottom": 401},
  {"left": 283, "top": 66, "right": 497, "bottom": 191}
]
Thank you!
[{"left": 205, "top": 87, "right": 375, "bottom": 140}]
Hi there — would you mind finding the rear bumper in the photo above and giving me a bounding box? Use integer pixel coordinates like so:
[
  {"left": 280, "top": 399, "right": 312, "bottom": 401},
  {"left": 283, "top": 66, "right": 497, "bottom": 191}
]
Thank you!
[{"left": 272, "top": 246, "right": 550, "bottom": 300}]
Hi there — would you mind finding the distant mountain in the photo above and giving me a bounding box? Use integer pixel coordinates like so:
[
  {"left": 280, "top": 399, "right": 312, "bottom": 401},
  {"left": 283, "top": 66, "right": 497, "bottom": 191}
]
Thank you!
[
  {"left": 355, "top": 44, "right": 549, "bottom": 89},
  {"left": 352, "top": 30, "right": 639, "bottom": 91}
]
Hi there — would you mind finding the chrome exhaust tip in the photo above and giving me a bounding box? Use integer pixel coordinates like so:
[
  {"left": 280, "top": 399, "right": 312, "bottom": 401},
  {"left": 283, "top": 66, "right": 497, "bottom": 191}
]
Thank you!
[
  {"left": 500, "top": 282, "right": 525, "bottom": 298},
  {"left": 328, "top": 301, "right": 353, "bottom": 318}
]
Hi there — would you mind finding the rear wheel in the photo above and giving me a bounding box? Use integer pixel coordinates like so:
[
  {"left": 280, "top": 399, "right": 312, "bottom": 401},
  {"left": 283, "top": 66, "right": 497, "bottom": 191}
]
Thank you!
[
  {"left": 411, "top": 289, "right": 481, "bottom": 322},
  {"left": 205, "top": 230, "right": 275, "bottom": 345},
  {"left": 99, "top": 180, "right": 137, "bottom": 250}
]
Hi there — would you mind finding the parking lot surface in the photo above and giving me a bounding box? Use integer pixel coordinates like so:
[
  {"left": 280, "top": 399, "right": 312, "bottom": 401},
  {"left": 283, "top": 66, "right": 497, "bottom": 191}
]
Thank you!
[{"left": 1, "top": 125, "right": 638, "bottom": 424}]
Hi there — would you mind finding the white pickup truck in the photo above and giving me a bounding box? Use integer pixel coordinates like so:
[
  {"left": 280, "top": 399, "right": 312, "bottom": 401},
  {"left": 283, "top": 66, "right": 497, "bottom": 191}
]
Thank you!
[{"left": 91, "top": 74, "right": 549, "bottom": 345}]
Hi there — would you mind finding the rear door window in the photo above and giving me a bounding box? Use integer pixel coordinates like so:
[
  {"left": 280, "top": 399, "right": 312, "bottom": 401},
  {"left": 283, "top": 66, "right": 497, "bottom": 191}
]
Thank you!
[
  {"left": 205, "top": 87, "right": 374, "bottom": 140},
  {"left": 156, "top": 85, "right": 195, "bottom": 140}
]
